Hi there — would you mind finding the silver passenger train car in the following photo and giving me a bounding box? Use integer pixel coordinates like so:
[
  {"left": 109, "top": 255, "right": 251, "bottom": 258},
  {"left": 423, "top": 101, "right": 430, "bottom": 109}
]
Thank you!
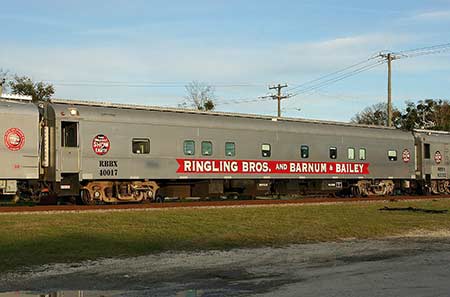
[{"left": 0, "top": 95, "right": 449, "bottom": 203}]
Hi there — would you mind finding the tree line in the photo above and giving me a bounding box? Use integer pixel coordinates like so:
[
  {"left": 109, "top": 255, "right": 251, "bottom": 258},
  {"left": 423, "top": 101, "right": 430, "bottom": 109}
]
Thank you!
[{"left": 351, "top": 99, "right": 450, "bottom": 131}]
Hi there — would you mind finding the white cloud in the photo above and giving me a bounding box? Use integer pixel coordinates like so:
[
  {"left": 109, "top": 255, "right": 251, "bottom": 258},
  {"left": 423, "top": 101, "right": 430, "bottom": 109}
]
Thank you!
[
  {"left": 409, "top": 10, "right": 450, "bottom": 21},
  {"left": 416, "top": 10, "right": 450, "bottom": 20}
]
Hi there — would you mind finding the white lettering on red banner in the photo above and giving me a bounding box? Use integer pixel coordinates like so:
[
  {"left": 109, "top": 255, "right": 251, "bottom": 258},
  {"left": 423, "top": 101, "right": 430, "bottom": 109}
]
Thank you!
[{"left": 176, "top": 159, "right": 370, "bottom": 175}]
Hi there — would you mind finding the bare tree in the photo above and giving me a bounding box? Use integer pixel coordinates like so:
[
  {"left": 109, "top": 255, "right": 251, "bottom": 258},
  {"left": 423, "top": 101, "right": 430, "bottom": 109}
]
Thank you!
[
  {"left": 180, "top": 81, "right": 216, "bottom": 111},
  {"left": 351, "top": 102, "right": 401, "bottom": 127}
]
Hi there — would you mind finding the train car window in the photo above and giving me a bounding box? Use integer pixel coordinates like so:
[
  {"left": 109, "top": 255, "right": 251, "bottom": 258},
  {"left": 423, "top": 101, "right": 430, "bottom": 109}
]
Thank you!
[
  {"left": 347, "top": 147, "right": 355, "bottom": 160},
  {"left": 202, "top": 141, "right": 213, "bottom": 156},
  {"left": 359, "top": 148, "right": 366, "bottom": 160},
  {"left": 262, "top": 144, "right": 271, "bottom": 157},
  {"left": 424, "top": 143, "right": 430, "bottom": 159},
  {"left": 132, "top": 138, "right": 150, "bottom": 154},
  {"left": 329, "top": 147, "right": 337, "bottom": 159},
  {"left": 388, "top": 150, "right": 397, "bottom": 161},
  {"left": 300, "top": 145, "right": 309, "bottom": 158},
  {"left": 225, "top": 142, "right": 236, "bottom": 157},
  {"left": 61, "top": 121, "right": 78, "bottom": 147},
  {"left": 183, "top": 140, "right": 195, "bottom": 155}
]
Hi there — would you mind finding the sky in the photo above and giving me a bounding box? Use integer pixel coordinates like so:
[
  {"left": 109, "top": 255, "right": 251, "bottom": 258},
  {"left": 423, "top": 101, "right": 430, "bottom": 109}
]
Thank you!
[{"left": 1, "top": 0, "right": 449, "bottom": 121}]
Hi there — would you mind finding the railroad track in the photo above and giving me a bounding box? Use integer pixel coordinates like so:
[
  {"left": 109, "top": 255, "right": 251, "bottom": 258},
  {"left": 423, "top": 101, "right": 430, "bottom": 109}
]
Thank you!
[{"left": 0, "top": 195, "right": 449, "bottom": 213}]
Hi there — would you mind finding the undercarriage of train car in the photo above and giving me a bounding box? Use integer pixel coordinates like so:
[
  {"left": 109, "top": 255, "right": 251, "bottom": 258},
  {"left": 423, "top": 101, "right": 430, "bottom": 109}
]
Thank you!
[
  {"left": 2, "top": 177, "right": 448, "bottom": 205},
  {"left": 80, "top": 180, "right": 159, "bottom": 204},
  {"left": 429, "top": 180, "right": 450, "bottom": 195},
  {"left": 156, "top": 178, "right": 417, "bottom": 200},
  {"left": 0, "top": 179, "right": 55, "bottom": 204}
]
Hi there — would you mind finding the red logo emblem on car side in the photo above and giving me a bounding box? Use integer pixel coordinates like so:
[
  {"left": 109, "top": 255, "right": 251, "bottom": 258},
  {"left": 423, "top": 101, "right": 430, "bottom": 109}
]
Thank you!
[
  {"left": 4, "top": 128, "right": 25, "bottom": 151},
  {"left": 92, "top": 134, "right": 110, "bottom": 155},
  {"left": 434, "top": 151, "right": 442, "bottom": 164},
  {"left": 402, "top": 149, "right": 411, "bottom": 163}
]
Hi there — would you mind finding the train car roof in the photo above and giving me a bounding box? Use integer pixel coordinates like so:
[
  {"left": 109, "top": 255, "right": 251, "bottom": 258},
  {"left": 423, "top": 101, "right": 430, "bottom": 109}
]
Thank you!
[
  {"left": 48, "top": 97, "right": 401, "bottom": 131},
  {"left": 5, "top": 95, "right": 443, "bottom": 136},
  {"left": 0, "top": 96, "right": 38, "bottom": 116},
  {"left": 413, "top": 129, "right": 450, "bottom": 136}
]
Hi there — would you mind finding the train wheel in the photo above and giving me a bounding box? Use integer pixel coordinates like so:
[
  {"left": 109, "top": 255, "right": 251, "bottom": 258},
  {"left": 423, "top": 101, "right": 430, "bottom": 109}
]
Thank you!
[
  {"left": 146, "top": 190, "right": 154, "bottom": 201},
  {"left": 155, "top": 195, "right": 164, "bottom": 203},
  {"left": 81, "top": 189, "right": 95, "bottom": 205},
  {"left": 438, "top": 181, "right": 446, "bottom": 194},
  {"left": 351, "top": 186, "right": 361, "bottom": 198},
  {"left": 431, "top": 181, "right": 439, "bottom": 195},
  {"left": 445, "top": 181, "right": 450, "bottom": 194}
]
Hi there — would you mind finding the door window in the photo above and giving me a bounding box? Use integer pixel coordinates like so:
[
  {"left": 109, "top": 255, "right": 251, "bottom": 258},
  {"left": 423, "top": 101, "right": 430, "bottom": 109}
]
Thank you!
[{"left": 61, "top": 122, "right": 78, "bottom": 147}]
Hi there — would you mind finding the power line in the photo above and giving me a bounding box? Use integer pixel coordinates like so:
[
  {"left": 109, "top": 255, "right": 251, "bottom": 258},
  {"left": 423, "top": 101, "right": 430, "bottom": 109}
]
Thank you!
[
  {"left": 287, "top": 55, "right": 382, "bottom": 92},
  {"left": 279, "top": 60, "right": 385, "bottom": 115},
  {"left": 290, "top": 60, "right": 386, "bottom": 97},
  {"left": 4, "top": 79, "right": 267, "bottom": 89},
  {"left": 215, "top": 96, "right": 273, "bottom": 105},
  {"left": 285, "top": 42, "right": 450, "bottom": 104},
  {"left": 378, "top": 42, "right": 450, "bottom": 126},
  {"left": 395, "top": 42, "right": 450, "bottom": 58}
]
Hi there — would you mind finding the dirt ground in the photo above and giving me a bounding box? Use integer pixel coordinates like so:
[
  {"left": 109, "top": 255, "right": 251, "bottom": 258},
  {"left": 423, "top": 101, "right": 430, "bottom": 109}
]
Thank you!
[{"left": 2, "top": 231, "right": 450, "bottom": 297}]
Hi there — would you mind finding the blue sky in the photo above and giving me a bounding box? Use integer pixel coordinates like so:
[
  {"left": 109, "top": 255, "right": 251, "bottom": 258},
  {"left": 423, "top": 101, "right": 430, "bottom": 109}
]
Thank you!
[{"left": 1, "top": 0, "right": 449, "bottom": 121}]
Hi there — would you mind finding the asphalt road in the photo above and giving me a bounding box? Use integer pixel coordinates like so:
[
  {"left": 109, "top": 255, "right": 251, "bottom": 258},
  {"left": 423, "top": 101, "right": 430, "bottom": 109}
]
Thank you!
[{"left": 1, "top": 236, "right": 450, "bottom": 296}]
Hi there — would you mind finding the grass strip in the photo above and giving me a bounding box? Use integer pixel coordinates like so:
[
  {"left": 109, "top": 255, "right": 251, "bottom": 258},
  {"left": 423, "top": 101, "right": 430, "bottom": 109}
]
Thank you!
[{"left": 1, "top": 199, "right": 450, "bottom": 272}]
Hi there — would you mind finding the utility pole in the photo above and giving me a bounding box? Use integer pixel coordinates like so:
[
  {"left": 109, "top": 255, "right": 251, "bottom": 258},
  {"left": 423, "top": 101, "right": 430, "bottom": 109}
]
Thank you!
[
  {"left": 0, "top": 78, "right": 5, "bottom": 96},
  {"left": 379, "top": 52, "right": 399, "bottom": 127},
  {"left": 268, "top": 83, "right": 289, "bottom": 117}
]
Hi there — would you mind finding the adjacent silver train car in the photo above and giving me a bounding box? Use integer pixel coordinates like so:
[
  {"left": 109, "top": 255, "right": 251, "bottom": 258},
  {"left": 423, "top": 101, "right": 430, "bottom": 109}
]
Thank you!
[
  {"left": 414, "top": 129, "right": 450, "bottom": 194},
  {"left": 0, "top": 95, "right": 447, "bottom": 203}
]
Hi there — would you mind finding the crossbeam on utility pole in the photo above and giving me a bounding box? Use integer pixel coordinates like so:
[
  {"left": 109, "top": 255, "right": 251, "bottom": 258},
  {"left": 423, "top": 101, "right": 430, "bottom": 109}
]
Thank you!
[{"left": 268, "top": 83, "right": 289, "bottom": 117}]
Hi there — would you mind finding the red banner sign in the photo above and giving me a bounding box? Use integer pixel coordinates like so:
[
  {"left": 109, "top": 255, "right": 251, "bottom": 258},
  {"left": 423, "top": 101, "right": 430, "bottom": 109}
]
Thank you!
[{"left": 176, "top": 159, "right": 369, "bottom": 175}]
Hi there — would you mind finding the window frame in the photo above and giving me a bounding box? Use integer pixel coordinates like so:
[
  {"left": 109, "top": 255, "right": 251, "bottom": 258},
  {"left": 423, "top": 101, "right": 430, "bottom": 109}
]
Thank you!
[
  {"left": 61, "top": 121, "right": 79, "bottom": 148},
  {"left": 329, "top": 147, "right": 337, "bottom": 159},
  {"left": 261, "top": 143, "right": 271, "bottom": 158},
  {"left": 225, "top": 142, "right": 236, "bottom": 157},
  {"left": 201, "top": 141, "right": 213, "bottom": 156},
  {"left": 359, "top": 148, "right": 366, "bottom": 160},
  {"left": 424, "top": 143, "right": 431, "bottom": 159},
  {"left": 347, "top": 147, "right": 355, "bottom": 160},
  {"left": 300, "top": 145, "right": 309, "bottom": 159},
  {"left": 183, "top": 140, "right": 195, "bottom": 156},
  {"left": 388, "top": 149, "right": 398, "bottom": 161},
  {"left": 132, "top": 138, "right": 150, "bottom": 154}
]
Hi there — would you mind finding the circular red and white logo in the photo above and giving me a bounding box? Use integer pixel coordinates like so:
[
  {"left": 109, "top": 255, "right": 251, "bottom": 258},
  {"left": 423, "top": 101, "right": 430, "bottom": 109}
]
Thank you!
[
  {"left": 402, "top": 149, "right": 411, "bottom": 163},
  {"left": 92, "top": 134, "right": 110, "bottom": 156},
  {"left": 4, "top": 128, "right": 25, "bottom": 151},
  {"left": 434, "top": 151, "right": 442, "bottom": 164}
]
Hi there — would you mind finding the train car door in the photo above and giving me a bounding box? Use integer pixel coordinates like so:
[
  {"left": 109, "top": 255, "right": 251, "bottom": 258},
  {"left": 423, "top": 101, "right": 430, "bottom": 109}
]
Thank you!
[
  {"left": 445, "top": 144, "right": 450, "bottom": 166},
  {"left": 60, "top": 121, "right": 80, "bottom": 172}
]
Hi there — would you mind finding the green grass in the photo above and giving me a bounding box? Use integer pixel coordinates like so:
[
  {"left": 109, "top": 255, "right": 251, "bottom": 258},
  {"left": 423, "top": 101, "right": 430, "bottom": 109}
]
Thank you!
[{"left": 1, "top": 199, "right": 450, "bottom": 272}]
